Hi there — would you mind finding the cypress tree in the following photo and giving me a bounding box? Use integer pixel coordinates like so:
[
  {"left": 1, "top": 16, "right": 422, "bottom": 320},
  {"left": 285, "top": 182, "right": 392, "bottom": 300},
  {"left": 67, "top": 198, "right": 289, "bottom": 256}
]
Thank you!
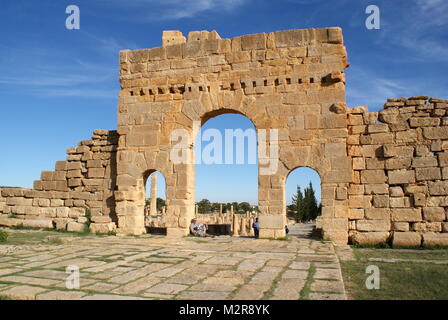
[{"left": 291, "top": 186, "right": 304, "bottom": 222}]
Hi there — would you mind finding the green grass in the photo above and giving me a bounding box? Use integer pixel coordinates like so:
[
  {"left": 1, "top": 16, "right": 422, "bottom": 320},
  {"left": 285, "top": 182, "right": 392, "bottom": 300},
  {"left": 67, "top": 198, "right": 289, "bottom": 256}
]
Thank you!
[
  {"left": 266, "top": 237, "right": 291, "bottom": 242},
  {"left": 341, "top": 247, "right": 448, "bottom": 300},
  {"left": 0, "top": 227, "right": 93, "bottom": 245},
  {"left": 354, "top": 248, "right": 448, "bottom": 261},
  {"left": 0, "top": 230, "right": 8, "bottom": 242},
  {"left": 299, "top": 264, "right": 316, "bottom": 300},
  {"left": 0, "top": 229, "right": 52, "bottom": 245}
]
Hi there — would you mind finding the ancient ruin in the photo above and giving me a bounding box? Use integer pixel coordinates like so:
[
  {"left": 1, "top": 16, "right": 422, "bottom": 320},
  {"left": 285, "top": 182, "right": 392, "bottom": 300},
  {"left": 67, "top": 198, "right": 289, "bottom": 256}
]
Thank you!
[{"left": 0, "top": 27, "right": 447, "bottom": 246}]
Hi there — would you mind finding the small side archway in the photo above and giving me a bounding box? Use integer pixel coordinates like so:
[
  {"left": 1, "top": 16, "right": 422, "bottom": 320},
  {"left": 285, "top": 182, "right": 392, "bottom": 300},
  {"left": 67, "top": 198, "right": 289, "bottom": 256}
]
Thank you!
[
  {"left": 285, "top": 167, "right": 322, "bottom": 223},
  {"left": 143, "top": 169, "right": 168, "bottom": 234},
  {"left": 144, "top": 170, "right": 167, "bottom": 216}
]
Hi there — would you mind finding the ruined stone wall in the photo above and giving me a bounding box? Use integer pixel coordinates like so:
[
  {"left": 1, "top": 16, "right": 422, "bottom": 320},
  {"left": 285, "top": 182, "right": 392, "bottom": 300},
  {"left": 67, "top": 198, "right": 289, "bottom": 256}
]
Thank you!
[
  {"left": 347, "top": 97, "right": 448, "bottom": 246},
  {"left": 0, "top": 130, "right": 118, "bottom": 234},
  {"left": 116, "top": 28, "right": 351, "bottom": 242}
]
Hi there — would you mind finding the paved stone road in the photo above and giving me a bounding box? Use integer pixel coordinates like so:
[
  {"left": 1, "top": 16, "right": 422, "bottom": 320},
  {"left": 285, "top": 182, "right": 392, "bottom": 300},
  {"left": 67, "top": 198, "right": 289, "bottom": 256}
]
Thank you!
[{"left": 0, "top": 224, "right": 346, "bottom": 300}]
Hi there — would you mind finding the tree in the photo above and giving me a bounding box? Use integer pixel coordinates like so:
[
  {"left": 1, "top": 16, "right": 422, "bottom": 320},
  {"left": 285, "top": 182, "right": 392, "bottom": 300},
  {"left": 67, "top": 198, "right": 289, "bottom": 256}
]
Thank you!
[
  {"left": 238, "top": 202, "right": 252, "bottom": 213},
  {"left": 197, "top": 199, "right": 211, "bottom": 213},
  {"left": 305, "top": 182, "right": 319, "bottom": 221},
  {"left": 291, "top": 186, "right": 304, "bottom": 222},
  {"left": 211, "top": 202, "right": 221, "bottom": 213},
  {"left": 290, "top": 182, "right": 320, "bottom": 222}
]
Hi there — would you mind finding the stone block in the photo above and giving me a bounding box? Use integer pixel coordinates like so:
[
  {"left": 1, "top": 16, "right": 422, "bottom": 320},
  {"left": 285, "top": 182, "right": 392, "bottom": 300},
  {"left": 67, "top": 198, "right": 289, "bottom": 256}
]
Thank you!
[
  {"left": 348, "top": 195, "right": 372, "bottom": 208},
  {"left": 390, "top": 186, "right": 404, "bottom": 197},
  {"left": 55, "top": 161, "right": 67, "bottom": 171},
  {"left": 392, "top": 222, "right": 409, "bottom": 232},
  {"left": 388, "top": 170, "right": 416, "bottom": 184},
  {"left": 0, "top": 217, "right": 23, "bottom": 227},
  {"left": 423, "top": 207, "right": 446, "bottom": 222},
  {"left": 364, "top": 184, "right": 388, "bottom": 195},
  {"left": 350, "top": 231, "right": 390, "bottom": 245},
  {"left": 348, "top": 209, "right": 364, "bottom": 219},
  {"left": 442, "top": 223, "right": 448, "bottom": 233},
  {"left": 415, "top": 167, "right": 441, "bottom": 181},
  {"left": 335, "top": 187, "right": 347, "bottom": 200},
  {"left": 89, "top": 223, "right": 116, "bottom": 234},
  {"left": 391, "top": 208, "right": 422, "bottom": 222},
  {"left": 88, "top": 168, "right": 105, "bottom": 179},
  {"left": 67, "top": 222, "right": 86, "bottom": 233},
  {"left": 241, "top": 33, "right": 266, "bottom": 50},
  {"left": 412, "top": 157, "right": 438, "bottom": 168},
  {"left": 428, "top": 181, "right": 448, "bottom": 195},
  {"left": 365, "top": 208, "right": 390, "bottom": 220},
  {"left": 23, "top": 219, "right": 54, "bottom": 229},
  {"left": 258, "top": 215, "right": 285, "bottom": 229},
  {"left": 389, "top": 197, "right": 407, "bottom": 208},
  {"left": 356, "top": 219, "right": 390, "bottom": 232},
  {"left": 422, "top": 232, "right": 448, "bottom": 246},
  {"left": 372, "top": 195, "right": 389, "bottom": 208},
  {"left": 422, "top": 127, "right": 448, "bottom": 139},
  {"left": 67, "top": 162, "right": 82, "bottom": 170},
  {"left": 360, "top": 170, "right": 387, "bottom": 184},
  {"left": 392, "top": 232, "right": 421, "bottom": 247}
]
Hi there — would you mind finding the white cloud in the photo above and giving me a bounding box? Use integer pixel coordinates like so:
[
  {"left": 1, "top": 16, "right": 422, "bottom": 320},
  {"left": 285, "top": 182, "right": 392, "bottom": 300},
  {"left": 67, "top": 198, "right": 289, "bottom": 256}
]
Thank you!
[
  {"left": 414, "top": 0, "right": 448, "bottom": 26},
  {"left": 99, "top": 0, "right": 248, "bottom": 21},
  {"left": 0, "top": 45, "right": 118, "bottom": 99},
  {"left": 346, "top": 66, "right": 412, "bottom": 110}
]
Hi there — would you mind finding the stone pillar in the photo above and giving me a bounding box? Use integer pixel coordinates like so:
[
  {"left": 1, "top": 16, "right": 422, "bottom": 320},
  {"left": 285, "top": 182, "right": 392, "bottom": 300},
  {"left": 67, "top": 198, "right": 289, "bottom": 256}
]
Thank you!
[
  {"left": 232, "top": 214, "right": 239, "bottom": 236},
  {"left": 240, "top": 218, "right": 247, "bottom": 236},
  {"left": 150, "top": 173, "right": 157, "bottom": 216},
  {"left": 195, "top": 204, "right": 198, "bottom": 216},
  {"left": 230, "top": 205, "right": 234, "bottom": 214},
  {"left": 257, "top": 166, "right": 287, "bottom": 239},
  {"left": 219, "top": 203, "right": 223, "bottom": 214}
]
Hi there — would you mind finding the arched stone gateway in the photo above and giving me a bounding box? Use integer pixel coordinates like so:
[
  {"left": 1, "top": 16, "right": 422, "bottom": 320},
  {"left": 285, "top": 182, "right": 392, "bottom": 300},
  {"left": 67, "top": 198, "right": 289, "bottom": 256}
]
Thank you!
[
  {"left": 1, "top": 28, "right": 448, "bottom": 246},
  {"left": 115, "top": 28, "right": 350, "bottom": 242}
]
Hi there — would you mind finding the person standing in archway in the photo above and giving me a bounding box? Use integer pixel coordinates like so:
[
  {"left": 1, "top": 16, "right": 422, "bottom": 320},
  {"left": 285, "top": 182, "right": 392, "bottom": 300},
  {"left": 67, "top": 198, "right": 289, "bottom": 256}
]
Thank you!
[{"left": 252, "top": 218, "right": 260, "bottom": 239}]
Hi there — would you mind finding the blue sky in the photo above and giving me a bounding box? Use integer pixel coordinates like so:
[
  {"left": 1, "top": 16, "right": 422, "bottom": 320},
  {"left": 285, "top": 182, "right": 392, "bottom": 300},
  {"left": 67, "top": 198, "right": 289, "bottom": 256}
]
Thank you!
[{"left": 1, "top": 0, "right": 447, "bottom": 205}]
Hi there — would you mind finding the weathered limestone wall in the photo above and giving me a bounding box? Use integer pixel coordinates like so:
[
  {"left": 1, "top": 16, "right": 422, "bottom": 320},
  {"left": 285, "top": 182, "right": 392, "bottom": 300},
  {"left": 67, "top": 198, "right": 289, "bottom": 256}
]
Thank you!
[
  {"left": 0, "top": 130, "right": 118, "bottom": 234},
  {"left": 116, "top": 28, "right": 351, "bottom": 242},
  {"left": 347, "top": 97, "right": 448, "bottom": 246}
]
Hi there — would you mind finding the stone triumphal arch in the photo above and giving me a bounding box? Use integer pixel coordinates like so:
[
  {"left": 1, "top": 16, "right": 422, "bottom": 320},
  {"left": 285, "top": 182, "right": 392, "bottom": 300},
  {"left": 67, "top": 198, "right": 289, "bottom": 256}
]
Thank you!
[
  {"left": 115, "top": 28, "right": 350, "bottom": 242},
  {"left": 3, "top": 27, "right": 447, "bottom": 246}
]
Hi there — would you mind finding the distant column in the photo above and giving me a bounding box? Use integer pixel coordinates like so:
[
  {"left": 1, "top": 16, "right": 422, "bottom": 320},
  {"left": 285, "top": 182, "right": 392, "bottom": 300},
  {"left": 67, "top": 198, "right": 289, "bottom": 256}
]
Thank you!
[
  {"left": 195, "top": 204, "right": 199, "bottom": 216},
  {"left": 232, "top": 214, "right": 239, "bottom": 236},
  {"left": 240, "top": 218, "right": 247, "bottom": 236},
  {"left": 249, "top": 217, "right": 255, "bottom": 236},
  {"left": 150, "top": 173, "right": 157, "bottom": 216},
  {"left": 219, "top": 204, "right": 223, "bottom": 214}
]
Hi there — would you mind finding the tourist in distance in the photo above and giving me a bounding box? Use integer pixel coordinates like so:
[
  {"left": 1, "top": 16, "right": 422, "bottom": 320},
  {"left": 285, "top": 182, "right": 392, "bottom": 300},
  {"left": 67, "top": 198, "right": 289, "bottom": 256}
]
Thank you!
[
  {"left": 190, "top": 219, "right": 214, "bottom": 237},
  {"left": 252, "top": 218, "right": 260, "bottom": 239}
]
